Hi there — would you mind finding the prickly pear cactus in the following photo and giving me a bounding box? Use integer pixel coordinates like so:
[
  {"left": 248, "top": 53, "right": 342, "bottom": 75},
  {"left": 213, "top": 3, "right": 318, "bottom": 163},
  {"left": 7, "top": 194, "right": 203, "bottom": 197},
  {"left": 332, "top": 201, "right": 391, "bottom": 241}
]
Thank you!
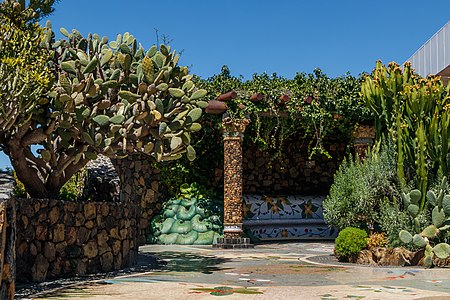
[
  {"left": 400, "top": 188, "right": 423, "bottom": 233},
  {"left": 2, "top": 22, "right": 208, "bottom": 198},
  {"left": 48, "top": 25, "right": 207, "bottom": 162},
  {"left": 399, "top": 177, "right": 450, "bottom": 267},
  {"left": 149, "top": 183, "right": 223, "bottom": 245}
]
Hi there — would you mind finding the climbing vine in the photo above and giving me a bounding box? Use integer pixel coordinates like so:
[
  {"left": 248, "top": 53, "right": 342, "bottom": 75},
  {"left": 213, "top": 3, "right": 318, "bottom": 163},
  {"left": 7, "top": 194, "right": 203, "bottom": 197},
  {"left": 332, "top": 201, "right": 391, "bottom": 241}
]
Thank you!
[
  {"left": 198, "top": 66, "right": 371, "bottom": 159},
  {"left": 158, "top": 67, "right": 371, "bottom": 197}
]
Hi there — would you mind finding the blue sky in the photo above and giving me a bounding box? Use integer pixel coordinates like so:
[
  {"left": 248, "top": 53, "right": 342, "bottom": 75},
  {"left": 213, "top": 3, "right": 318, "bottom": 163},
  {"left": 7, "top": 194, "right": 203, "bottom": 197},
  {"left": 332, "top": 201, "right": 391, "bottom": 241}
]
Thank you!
[{"left": 1, "top": 0, "right": 450, "bottom": 169}]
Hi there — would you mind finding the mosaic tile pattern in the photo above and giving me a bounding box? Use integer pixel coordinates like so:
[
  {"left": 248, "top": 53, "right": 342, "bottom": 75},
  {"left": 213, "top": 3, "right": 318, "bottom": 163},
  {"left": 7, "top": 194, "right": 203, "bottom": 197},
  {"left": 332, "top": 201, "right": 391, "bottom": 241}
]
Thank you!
[
  {"left": 28, "top": 243, "right": 450, "bottom": 299},
  {"left": 243, "top": 195, "right": 337, "bottom": 240}
]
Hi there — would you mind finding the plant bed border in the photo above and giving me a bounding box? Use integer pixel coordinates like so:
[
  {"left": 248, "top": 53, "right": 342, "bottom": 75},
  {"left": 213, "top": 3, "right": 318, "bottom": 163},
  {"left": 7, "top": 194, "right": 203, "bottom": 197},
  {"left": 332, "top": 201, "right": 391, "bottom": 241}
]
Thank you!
[{"left": 339, "top": 247, "right": 450, "bottom": 268}]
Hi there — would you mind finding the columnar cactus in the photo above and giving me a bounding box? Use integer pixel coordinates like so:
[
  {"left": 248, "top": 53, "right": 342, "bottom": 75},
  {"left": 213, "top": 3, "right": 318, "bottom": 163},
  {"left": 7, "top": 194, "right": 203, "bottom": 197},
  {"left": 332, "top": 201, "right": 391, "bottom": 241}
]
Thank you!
[
  {"left": 1, "top": 22, "right": 207, "bottom": 198},
  {"left": 399, "top": 177, "right": 450, "bottom": 267},
  {"left": 362, "top": 62, "right": 450, "bottom": 210}
]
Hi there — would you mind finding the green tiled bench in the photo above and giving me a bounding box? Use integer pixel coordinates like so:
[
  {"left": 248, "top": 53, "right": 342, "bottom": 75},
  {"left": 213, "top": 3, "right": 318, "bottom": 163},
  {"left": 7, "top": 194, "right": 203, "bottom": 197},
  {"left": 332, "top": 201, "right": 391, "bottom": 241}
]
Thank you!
[{"left": 242, "top": 195, "right": 337, "bottom": 240}]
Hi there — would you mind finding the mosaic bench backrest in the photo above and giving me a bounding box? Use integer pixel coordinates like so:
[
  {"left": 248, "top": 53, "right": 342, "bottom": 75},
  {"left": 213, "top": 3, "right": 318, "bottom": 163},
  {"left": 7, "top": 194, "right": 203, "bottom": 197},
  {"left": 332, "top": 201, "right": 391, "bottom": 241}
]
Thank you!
[
  {"left": 242, "top": 195, "right": 337, "bottom": 240},
  {"left": 243, "top": 195, "right": 325, "bottom": 221}
]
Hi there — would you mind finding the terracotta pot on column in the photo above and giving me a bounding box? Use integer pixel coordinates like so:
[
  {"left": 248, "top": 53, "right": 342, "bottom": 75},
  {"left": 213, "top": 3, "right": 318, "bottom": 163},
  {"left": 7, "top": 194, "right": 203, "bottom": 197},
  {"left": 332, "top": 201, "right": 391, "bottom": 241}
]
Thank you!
[{"left": 213, "top": 116, "right": 253, "bottom": 249}]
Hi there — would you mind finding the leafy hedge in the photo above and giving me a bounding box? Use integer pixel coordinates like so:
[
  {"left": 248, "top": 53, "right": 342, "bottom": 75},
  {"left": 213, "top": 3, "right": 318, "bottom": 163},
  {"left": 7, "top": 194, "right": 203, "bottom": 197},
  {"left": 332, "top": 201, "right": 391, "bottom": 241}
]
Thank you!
[
  {"left": 158, "top": 67, "right": 372, "bottom": 197},
  {"left": 197, "top": 66, "right": 371, "bottom": 158}
]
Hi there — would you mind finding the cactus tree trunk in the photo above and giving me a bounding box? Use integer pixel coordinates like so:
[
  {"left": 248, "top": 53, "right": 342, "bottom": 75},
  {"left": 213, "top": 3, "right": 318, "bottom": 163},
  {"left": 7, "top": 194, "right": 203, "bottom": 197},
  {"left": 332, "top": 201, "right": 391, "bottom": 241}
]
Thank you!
[
  {"left": 3, "top": 124, "right": 89, "bottom": 198},
  {"left": 7, "top": 145, "right": 89, "bottom": 199}
]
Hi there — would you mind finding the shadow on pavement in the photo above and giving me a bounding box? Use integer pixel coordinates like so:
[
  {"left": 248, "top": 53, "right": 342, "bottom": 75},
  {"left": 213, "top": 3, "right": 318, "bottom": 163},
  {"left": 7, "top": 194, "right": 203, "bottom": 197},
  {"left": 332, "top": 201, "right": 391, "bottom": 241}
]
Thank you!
[
  {"left": 16, "top": 252, "right": 159, "bottom": 299},
  {"left": 149, "top": 251, "right": 232, "bottom": 274},
  {"left": 16, "top": 250, "right": 231, "bottom": 298}
]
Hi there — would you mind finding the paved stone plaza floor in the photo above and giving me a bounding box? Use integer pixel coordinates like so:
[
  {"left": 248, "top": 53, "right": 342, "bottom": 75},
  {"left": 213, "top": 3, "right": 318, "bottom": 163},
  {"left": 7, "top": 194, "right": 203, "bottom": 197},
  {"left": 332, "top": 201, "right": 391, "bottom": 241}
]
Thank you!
[{"left": 28, "top": 242, "right": 450, "bottom": 299}]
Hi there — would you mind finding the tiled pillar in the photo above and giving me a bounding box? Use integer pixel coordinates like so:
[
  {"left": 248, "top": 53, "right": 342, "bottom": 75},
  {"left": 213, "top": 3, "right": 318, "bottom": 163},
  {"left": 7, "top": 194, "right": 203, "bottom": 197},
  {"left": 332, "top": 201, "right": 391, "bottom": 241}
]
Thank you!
[{"left": 214, "top": 117, "right": 253, "bottom": 249}]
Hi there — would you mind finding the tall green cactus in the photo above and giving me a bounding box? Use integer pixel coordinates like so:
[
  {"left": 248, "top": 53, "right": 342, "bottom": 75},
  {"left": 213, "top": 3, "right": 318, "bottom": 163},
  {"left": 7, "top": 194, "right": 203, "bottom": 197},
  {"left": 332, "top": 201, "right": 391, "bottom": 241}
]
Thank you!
[
  {"left": 362, "top": 61, "right": 450, "bottom": 209},
  {"left": 0, "top": 22, "right": 207, "bottom": 198}
]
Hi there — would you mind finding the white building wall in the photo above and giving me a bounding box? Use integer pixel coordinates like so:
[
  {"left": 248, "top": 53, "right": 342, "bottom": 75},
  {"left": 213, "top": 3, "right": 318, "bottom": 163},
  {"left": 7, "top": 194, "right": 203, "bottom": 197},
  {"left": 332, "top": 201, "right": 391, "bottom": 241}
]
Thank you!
[{"left": 407, "top": 21, "right": 450, "bottom": 76}]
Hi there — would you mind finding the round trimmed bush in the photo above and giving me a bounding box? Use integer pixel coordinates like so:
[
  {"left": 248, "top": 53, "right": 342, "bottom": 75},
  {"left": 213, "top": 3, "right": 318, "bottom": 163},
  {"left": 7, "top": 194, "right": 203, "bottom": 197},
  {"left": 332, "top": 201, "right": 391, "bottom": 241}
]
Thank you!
[{"left": 335, "top": 227, "right": 368, "bottom": 262}]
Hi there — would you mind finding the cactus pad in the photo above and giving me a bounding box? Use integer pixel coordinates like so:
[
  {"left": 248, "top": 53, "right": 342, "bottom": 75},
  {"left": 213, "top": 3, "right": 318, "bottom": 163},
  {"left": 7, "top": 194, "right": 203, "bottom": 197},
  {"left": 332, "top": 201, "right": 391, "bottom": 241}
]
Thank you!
[
  {"left": 412, "top": 234, "right": 427, "bottom": 248},
  {"left": 432, "top": 206, "right": 446, "bottom": 228},
  {"left": 399, "top": 230, "right": 413, "bottom": 244},
  {"left": 409, "top": 190, "right": 421, "bottom": 205},
  {"left": 432, "top": 243, "right": 450, "bottom": 260},
  {"left": 421, "top": 225, "right": 439, "bottom": 239}
]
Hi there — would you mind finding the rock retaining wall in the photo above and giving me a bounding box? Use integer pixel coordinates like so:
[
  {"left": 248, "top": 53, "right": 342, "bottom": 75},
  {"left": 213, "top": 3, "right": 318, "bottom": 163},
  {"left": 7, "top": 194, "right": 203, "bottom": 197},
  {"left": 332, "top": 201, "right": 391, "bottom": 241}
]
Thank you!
[
  {"left": 84, "top": 154, "right": 164, "bottom": 245},
  {"left": 0, "top": 172, "right": 16, "bottom": 299},
  {"left": 241, "top": 137, "right": 348, "bottom": 195},
  {"left": 12, "top": 153, "right": 164, "bottom": 283},
  {"left": 16, "top": 199, "right": 138, "bottom": 282},
  {"left": 84, "top": 155, "right": 120, "bottom": 202},
  {"left": 112, "top": 154, "right": 164, "bottom": 245}
]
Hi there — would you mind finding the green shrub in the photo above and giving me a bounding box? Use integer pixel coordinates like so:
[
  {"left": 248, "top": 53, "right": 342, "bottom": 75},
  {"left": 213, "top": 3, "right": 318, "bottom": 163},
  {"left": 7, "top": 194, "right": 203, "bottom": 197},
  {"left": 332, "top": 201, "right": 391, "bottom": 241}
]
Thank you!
[
  {"left": 377, "top": 198, "right": 416, "bottom": 248},
  {"left": 334, "top": 227, "right": 368, "bottom": 262},
  {"left": 59, "top": 169, "right": 86, "bottom": 201},
  {"left": 323, "top": 143, "right": 398, "bottom": 231}
]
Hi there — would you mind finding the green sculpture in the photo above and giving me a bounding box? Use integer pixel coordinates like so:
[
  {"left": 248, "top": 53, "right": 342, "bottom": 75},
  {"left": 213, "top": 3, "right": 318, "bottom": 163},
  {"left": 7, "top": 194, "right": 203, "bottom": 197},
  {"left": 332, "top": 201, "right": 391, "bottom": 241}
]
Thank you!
[{"left": 149, "top": 183, "right": 223, "bottom": 245}]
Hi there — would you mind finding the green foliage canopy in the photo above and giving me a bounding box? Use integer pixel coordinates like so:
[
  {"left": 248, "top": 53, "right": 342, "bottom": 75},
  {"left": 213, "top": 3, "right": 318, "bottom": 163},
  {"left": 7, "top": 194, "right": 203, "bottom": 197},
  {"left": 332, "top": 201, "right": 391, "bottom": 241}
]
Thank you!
[
  {"left": 0, "top": 0, "right": 53, "bottom": 136},
  {"left": 198, "top": 66, "right": 371, "bottom": 158}
]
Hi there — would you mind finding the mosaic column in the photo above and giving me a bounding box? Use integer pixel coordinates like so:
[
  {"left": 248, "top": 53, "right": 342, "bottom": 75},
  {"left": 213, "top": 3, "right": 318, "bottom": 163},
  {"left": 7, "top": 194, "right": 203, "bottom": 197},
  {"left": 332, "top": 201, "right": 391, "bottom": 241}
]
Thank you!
[{"left": 214, "top": 117, "right": 253, "bottom": 249}]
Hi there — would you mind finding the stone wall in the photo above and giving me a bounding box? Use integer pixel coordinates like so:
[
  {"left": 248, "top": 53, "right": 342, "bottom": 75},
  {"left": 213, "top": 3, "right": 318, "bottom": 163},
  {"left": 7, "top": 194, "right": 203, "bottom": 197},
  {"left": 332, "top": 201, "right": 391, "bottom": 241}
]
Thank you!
[
  {"left": 83, "top": 154, "right": 164, "bottom": 245},
  {"left": 84, "top": 155, "right": 120, "bottom": 202},
  {"left": 209, "top": 136, "right": 348, "bottom": 196},
  {"left": 242, "top": 136, "right": 348, "bottom": 195},
  {"left": 16, "top": 199, "right": 138, "bottom": 282},
  {"left": 0, "top": 172, "right": 16, "bottom": 299},
  {"left": 202, "top": 132, "right": 348, "bottom": 195},
  {"left": 243, "top": 138, "right": 347, "bottom": 195},
  {"left": 112, "top": 154, "right": 164, "bottom": 245}
]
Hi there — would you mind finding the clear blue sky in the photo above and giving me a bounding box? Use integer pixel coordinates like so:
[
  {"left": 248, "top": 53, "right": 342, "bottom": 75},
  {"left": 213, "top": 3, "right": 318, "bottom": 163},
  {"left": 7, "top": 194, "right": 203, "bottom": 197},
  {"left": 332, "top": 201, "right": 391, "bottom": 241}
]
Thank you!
[{"left": 1, "top": 0, "right": 450, "bottom": 169}]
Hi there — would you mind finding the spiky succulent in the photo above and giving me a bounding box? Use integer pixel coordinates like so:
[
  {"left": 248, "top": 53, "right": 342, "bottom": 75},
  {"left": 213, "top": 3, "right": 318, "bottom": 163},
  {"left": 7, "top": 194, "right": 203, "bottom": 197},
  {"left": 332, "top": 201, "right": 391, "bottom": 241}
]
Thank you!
[{"left": 362, "top": 62, "right": 450, "bottom": 211}]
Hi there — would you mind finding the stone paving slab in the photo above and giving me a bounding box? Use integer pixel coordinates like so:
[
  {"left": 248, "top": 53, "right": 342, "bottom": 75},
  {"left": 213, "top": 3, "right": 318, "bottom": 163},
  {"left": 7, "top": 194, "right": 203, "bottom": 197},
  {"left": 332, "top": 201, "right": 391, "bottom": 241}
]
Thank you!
[{"left": 29, "top": 242, "right": 450, "bottom": 300}]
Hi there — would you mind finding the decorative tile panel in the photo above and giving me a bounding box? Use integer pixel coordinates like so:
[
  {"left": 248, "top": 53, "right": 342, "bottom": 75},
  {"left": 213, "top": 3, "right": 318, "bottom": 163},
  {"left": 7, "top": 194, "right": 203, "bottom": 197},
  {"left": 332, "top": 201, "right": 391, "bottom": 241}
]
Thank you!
[{"left": 243, "top": 195, "right": 337, "bottom": 240}]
